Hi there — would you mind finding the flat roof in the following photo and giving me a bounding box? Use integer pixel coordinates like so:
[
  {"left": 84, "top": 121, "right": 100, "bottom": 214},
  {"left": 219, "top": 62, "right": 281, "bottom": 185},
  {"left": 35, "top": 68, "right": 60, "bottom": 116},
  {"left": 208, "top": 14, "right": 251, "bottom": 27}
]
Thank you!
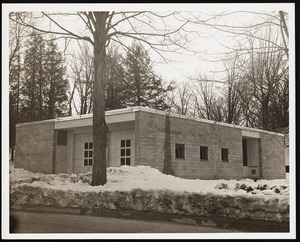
[{"left": 16, "top": 106, "right": 284, "bottom": 137}]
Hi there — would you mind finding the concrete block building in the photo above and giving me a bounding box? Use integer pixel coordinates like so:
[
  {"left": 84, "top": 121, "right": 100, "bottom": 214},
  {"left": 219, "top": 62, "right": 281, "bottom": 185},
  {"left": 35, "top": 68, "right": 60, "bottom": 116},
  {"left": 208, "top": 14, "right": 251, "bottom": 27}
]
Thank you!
[{"left": 14, "top": 106, "right": 286, "bottom": 180}]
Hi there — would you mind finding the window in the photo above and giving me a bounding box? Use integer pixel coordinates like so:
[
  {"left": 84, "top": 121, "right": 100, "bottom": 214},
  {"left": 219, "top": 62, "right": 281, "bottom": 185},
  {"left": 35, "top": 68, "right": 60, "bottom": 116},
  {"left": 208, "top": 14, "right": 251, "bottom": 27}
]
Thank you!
[
  {"left": 57, "top": 130, "right": 67, "bottom": 146},
  {"left": 84, "top": 142, "right": 93, "bottom": 166},
  {"left": 121, "top": 139, "right": 131, "bottom": 165},
  {"left": 242, "top": 139, "right": 248, "bottom": 166},
  {"left": 200, "top": 146, "right": 208, "bottom": 160},
  {"left": 221, "top": 148, "right": 229, "bottom": 162},
  {"left": 175, "top": 144, "right": 185, "bottom": 159},
  {"left": 285, "top": 166, "right": 289, "bottom": 173}
]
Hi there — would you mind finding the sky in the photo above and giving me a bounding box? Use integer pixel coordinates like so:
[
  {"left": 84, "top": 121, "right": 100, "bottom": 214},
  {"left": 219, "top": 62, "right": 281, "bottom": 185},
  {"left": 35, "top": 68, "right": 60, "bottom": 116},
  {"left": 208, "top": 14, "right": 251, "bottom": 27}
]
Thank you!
[
  {"left": 2, "top": 5, "right": 296, "bottom": 142},
  {"left": 2, "top": 3, "right": 295, "bottom": 123},
  {"left": 3, "top": 3, "right": 295, "bottom": 119},
  {"left": 2, "top": 2, "right": 296, "bottom": 158},
  {"left": 3, "top": 3, "right": 295, "bottom": 84}
]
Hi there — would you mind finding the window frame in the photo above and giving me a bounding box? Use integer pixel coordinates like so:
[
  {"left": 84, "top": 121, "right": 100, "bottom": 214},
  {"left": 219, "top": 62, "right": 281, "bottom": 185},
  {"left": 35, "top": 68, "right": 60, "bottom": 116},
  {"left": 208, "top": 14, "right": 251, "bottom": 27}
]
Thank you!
[
  {"left": 57, "top": 130, "right": 67, "bottom": 146},
  {"left": 200, "top": 146, "right": 208, "bottom": 161},
  {"left": 175, "top": 143, "right": 185, "bottom": 159},
  {"left": 120, "top": 139, "right": 131, "bottom": 165},
  {"left": 242, "top": 139, "right": 248, "bottom": 166},
  {"left": 221, "top": 148, "right": 229, "bottom": 162},
  {"left": 285, "top": 165, "right": 289, "bottom": 173},
  {"left": 84, "top": 142, "right": 93, "bottom": 167}
]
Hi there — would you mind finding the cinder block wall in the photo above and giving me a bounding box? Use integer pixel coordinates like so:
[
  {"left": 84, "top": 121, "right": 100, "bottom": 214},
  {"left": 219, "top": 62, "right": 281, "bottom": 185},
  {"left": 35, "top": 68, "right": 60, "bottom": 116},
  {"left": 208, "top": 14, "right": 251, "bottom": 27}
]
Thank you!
[
  {"left": 211, "top": 125, "right": 244, "bottom": 179},
  {"left": 260, "top": 133, "right": 285, "bottom": 179},
  {"left": 168, "top": 115, "right": 217, "bottom": 179},
  {"left": 135, "top": 111, "right": 244, "bottom": 180},
  {"left": 15, "top": 121, "right": 56, "bottom": 174},
  {"left": 135, "top": 111, "right": 162, "bottom": 170}
]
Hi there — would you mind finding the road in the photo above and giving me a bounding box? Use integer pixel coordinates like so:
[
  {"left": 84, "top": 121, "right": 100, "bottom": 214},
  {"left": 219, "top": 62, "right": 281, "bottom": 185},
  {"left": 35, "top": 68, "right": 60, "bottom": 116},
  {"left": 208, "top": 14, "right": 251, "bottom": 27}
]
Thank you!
[{"left": 10, "top": 210, "right": 242, "bottom": 233}]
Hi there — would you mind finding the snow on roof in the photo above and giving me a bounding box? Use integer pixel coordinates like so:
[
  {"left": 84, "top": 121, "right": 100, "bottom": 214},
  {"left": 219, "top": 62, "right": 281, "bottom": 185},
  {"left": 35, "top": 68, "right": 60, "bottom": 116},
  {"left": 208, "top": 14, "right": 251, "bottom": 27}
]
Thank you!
[{"left": 16, "top": 106, "right": 284, "bottom": 137}]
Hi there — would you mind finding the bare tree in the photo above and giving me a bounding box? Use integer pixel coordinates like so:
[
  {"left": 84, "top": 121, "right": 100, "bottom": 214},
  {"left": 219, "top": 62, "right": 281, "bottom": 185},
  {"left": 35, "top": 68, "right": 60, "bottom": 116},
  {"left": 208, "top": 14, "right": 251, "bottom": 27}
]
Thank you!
[
  {"left": 188, "top": 11, "right": 290, "bottom": 129},
  {"left": 67, "top": 78, "right": 76, "bottom": 116},
  {"left": 192, "top": 79, "right": 218, "bottom": 120},
  {"left": 9, "top": 12, "right": 32, "bottom": 66},
  {"left": 278, "top": 11, "right": 289, "bottom": 59},
  {"left": 186, "top": 11, "right": 289, "bottom": 62},
  {"left": 169, "top": 81, "right": 194, "bottom": 116},
  {"left": 9, "top": 12, "right": 32, "bottom": 160},
  {"left": 14, "top": 11, "right": 193, "bottom": 185},
  {"left": 221, "top": 54, "right": 243, "bottom": 124},
  {"left": 238, "top": 27, "right": 288, "bottom": 131},
  {"left": 70, "top": 42, "right": 94, "bottom": 115}
]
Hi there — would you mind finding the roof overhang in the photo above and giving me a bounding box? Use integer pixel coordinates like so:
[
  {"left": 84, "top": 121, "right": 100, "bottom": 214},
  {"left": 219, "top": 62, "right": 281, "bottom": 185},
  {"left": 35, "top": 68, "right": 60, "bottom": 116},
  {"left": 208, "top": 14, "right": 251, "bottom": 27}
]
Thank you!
[
  {"left": 242, "top": 130, "right": 260, "bottom": 138},
  {"left": 55, "top": 111, "right": 135, "bottom": 130},
  {"left": 16, "top": 106, "right": 284, "bottom": 137}
]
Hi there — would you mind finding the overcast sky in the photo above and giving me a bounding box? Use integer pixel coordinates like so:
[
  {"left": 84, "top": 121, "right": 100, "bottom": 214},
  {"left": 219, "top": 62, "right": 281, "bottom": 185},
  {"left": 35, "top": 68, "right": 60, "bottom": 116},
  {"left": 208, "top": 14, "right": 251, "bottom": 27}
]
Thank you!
[{"left": 3, "top": 3, "right": 295, "bottom": 85}]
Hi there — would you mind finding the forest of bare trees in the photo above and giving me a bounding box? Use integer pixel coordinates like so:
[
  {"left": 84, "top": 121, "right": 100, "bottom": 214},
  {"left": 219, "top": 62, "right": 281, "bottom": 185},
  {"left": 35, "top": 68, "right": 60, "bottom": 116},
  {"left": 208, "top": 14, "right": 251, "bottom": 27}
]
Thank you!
[{"left": 169, "top": 24, "right": 289, "bottom": 132}]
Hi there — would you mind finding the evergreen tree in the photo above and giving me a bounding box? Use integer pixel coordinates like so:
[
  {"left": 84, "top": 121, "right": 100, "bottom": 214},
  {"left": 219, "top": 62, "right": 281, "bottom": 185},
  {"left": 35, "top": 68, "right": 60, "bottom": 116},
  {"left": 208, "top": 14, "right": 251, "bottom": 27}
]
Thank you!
[
  {"left": 44, "top": 38, "right": 69, "bottom": 119},
  {"left": 124, "top": 42, "right": 169, "bottom": 110},
  {"left": 21, "top": 31, "right": 68, "bottom": 121},
  {"left": 105, "top": 48, "right": 127, "bottom": 110},
  {"left": 22, "top": 31, "right": 46, "bottom": 121},
  {"left": 9, "top": 45, "right": 22, "bottom": 160}
]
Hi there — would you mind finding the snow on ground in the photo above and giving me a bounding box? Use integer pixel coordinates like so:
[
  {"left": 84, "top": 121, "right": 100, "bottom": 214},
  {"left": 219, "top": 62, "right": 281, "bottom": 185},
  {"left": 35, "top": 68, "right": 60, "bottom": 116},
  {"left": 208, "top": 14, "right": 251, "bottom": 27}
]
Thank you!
[
  {"left": 9, "top": 162, "right": 290, "bottom": 222},
  {"left": 10, "top": 162, "right": 289, "bottom": 203}
]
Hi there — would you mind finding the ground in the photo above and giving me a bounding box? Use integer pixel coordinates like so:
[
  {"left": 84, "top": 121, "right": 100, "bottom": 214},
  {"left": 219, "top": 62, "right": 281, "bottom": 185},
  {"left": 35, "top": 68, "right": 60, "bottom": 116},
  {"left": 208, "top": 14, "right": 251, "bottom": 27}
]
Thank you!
[{"left": 9, "top": 162, "right": 289, "bottom": 223}]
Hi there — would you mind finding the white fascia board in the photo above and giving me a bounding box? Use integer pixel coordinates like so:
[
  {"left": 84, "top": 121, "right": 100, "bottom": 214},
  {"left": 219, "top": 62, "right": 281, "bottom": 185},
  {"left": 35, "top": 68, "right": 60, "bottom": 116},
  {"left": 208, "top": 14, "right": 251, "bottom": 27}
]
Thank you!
[
  {"left": 16, "top": 119, "right": 55, "bottom": 127},
  {"left": 242, "top": 130, "right": 260, "bottom": 138},
  {"left": 17, "top": 106, "right": 284, "bottom": 138},
  {"left": 55, "top": 112, "right": 135, "bottom": 130}
]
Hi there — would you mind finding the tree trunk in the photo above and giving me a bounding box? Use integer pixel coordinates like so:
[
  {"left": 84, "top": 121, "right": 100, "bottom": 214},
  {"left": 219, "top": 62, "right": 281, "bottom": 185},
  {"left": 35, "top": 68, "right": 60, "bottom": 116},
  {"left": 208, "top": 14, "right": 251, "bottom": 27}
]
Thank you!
[
  {"left": 91, "top": 12, "right": 109, "bottom": 186},
  {"left": 10, "top": 147, "right": 14, "bottom": 161},
  {"left": 279, "top": 11, "right": 289, "bottom": 59}
]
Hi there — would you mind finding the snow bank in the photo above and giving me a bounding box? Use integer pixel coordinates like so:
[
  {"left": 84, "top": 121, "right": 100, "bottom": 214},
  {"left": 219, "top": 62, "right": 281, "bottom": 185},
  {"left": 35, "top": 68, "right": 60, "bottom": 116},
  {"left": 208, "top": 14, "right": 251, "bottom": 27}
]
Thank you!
[{"left": 10, "top": 164, "right": 289, "bottom": 223}]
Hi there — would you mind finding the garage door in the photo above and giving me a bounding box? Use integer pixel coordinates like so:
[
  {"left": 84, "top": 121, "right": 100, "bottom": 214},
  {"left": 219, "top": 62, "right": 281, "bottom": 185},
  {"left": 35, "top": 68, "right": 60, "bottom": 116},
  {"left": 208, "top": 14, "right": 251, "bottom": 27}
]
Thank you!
[{"left": 74, "top": 133, "right": 93, "bottom": 174}]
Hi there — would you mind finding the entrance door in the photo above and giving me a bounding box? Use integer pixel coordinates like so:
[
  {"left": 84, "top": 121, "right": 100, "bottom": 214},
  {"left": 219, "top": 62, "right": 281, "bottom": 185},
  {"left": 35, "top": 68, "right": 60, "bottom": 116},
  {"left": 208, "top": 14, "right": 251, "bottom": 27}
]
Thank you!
[
  {"left": 55, "top": 130, "right": 67, "bottom": 174},
  {"left": 242, "top": 138, "right": 260, "bottom": 178},
  {"left": 56, "top": 146, "right": 67, "bottom": 173},
  {"left": 74, "top": 133, "right": 93, "bottom": 174}
]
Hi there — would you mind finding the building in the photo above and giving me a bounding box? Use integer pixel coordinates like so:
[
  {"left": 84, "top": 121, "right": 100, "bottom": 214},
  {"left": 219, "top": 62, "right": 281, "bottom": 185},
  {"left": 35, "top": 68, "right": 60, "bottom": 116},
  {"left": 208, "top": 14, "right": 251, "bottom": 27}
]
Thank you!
[{"left": 14, "top": 106, "right": 286, "bottom": 180}]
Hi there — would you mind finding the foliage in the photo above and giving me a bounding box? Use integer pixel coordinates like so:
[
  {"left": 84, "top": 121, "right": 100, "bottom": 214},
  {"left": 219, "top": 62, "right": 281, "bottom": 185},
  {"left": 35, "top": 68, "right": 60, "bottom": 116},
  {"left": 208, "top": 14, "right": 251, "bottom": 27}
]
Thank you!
[
  {"left": 44, "top": 38, "right": 69, "bottom": 119},
  {"left": 9, "top": 30, "right": 69, "bottom": 158},
  {"left": 9, "top": 41, "right": 22, "bottom": 157},
  {"left": 21, "top": 31, "right": 68, "bottom": 121},
  {"left": 105, "top": 47, "right": 127, "bottom": 110},
  {"left": 71, "top": 42, "right": 171, "bottom": 113},
  {"left": 124, "top": 42, "right": 170, "bottom": 110}
]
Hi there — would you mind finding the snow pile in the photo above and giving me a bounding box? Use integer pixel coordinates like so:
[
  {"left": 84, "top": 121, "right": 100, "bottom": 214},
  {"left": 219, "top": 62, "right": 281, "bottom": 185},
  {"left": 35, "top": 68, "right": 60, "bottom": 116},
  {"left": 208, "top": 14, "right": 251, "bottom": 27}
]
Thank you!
[
  {"left": 10, "top": 165, "right": 289, "bottom": 197},
  {"left": 10, "top": 164, "right": 289, "bottom": 223}
]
